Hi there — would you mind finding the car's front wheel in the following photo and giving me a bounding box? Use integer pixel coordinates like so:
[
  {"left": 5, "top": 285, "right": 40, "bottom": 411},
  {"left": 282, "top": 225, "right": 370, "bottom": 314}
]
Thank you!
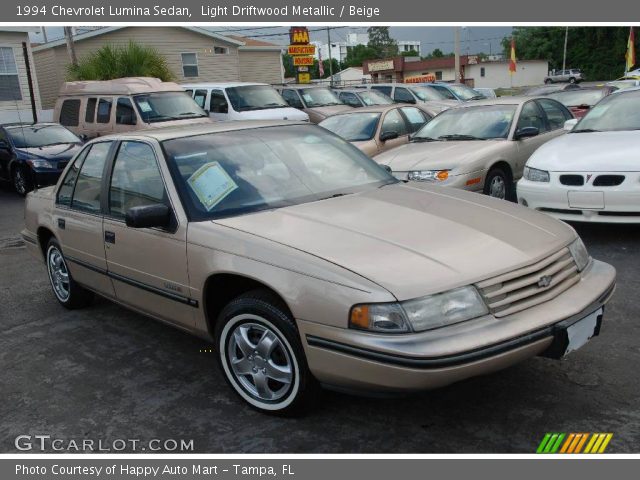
[
  {"left": 215, "top": 289, "right": 317, "bottom": 415},
  {"left": 544, "top": 78, "right": 552, "bottom": 84},
  {"left": 46, "top": 238, "right": 94, "bottom": 309},
  {"left": 569, "top": 77, "right": 576, "bottom": 84},
  {"left": 483, "top": 167, "right": 513, "bottom": 201},
  {"left": 12, "top": 165, "right": 32, "bottom": 196}
]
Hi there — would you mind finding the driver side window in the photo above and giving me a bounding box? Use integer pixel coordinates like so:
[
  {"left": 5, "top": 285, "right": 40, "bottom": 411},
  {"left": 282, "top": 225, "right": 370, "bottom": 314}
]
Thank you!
[
  {"left": 209, "top": 90, "right": 228, "bottom": 114},
  {"left": 381, "top": 109, "right": 408, "bottom": 137},
  {"left": 281, "top": 89, "right": 303, "bottom": 109},
  {"left": 517, "top": 101, "right": 547, "bottom": 133}
]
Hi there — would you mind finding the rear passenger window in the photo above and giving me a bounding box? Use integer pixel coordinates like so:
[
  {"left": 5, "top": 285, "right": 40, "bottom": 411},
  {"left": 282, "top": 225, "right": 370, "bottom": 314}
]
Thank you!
[
  {"left": 193, "top": 89, "right": 207, "bottom": 109},
  {"left": 371, "top": 86, "right": 392, "bottom": 97},
  {"left": 209, "top": 90, "right": 228, "bottom": 113},
  {"left": 393, "top": 87, "right": 415, "bottom": 103},
  {"left": 281, "top": 89, "right": 303, "bottom": 109},
  {"left": 400, "top": 107, "right": 430, "bottom": 133},
  {"left": 60, "top": 99, "right": 81, "bottom": 127},
  {"left": 57, "top": 148, "right": 89, "bottom": 206},
  {"left": 116, "top": 98, "right": 137, "bottom": 125},
  {"left": 537, "top": 99, "right": 572, "bottom": 130},
  {"left": 85, "top": 98, "right": 97, "bottom": 123},
  {"left": 97, "top": 98, "right": 112, "bottom": 124},
  {"left": 71, "top": 142, "right": 112, "bottom": 213},
  {"left": 109, "top": 142, "right": 167, "bottom": 219}
]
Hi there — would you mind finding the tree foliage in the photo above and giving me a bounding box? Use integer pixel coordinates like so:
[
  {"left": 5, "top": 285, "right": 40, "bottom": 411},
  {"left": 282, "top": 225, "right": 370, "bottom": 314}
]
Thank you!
[
  {"left": 343, "top": 44, "right": 380, "bottom": 67},
  {"left": 502, "top": 27, "right": 634, "bottom": 80},
  {"left": 67, "top": 41, "right": 174, "bottom": 81},
  {"left": 367, "top": 27, "right": 399, "bottom": 59}
]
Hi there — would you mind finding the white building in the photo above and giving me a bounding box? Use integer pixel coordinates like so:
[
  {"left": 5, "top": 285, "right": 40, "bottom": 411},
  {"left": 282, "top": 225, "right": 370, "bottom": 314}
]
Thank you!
[
  {"left": 466, "top": 60, "right": 549, "bottom": 88},
  {"left": 315, "top": 32, "right": 420, "bottom": 63},
  {"left": 329, "top": 67, "right": 371, "bottom": 85}
]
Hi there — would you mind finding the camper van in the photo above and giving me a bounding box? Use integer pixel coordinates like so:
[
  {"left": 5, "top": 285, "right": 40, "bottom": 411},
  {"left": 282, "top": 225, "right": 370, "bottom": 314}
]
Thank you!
[
  {"left": 183, "top": 82, "right": 309, "bottom": 122},
  {"left": 54, "top": 77, "right": 212, "bottom": 139}
]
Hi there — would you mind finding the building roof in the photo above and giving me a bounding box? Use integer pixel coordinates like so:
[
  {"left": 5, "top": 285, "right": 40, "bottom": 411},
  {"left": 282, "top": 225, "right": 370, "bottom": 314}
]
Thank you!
[
  {"left": 226, "top": 35, "right": 281, "bottom": 48},
  {"left": 32, "top": 26, "right": 247, "bottom": 52}
]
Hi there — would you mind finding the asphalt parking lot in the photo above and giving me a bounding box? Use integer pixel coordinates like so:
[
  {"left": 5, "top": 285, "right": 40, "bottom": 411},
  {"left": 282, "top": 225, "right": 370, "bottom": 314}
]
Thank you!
[{"left": 1, "top": 184, "right": 638, "bottom": 453}]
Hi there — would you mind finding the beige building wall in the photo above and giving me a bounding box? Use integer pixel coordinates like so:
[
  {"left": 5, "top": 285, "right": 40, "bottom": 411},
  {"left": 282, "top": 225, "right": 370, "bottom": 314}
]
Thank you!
[
  {"left": 238, "top": 50, "right": 284, "bottom": 84},
  {"left": 0, "top": 30, "right": 42, "bottom": 121}
]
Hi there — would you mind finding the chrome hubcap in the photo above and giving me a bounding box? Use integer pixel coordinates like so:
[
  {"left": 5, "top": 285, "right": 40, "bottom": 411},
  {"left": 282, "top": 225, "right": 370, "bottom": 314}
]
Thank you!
[
  {"left": 489, "top": 176, "right": 506, "bottom": 199},
  {"left": 48, "top": 248, "right": 70, "bottom": 301},
  {"left": 227, "top": 322, "right": 293, "bottom": 401}
]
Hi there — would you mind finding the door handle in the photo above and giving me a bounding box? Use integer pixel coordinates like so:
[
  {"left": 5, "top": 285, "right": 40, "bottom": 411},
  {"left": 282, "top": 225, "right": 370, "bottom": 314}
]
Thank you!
[
  {"left": 57, "top": 218, "right": 65, "bottom": 230},
  {"left": 104, "top": 231, "right": 115, "bottom": 244}
]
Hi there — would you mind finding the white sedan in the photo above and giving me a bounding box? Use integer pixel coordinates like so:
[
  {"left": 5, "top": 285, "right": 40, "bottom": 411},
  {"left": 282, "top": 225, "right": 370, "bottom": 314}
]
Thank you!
[{"left": 517, "top": 87, "right": 640, "bottom": 223}]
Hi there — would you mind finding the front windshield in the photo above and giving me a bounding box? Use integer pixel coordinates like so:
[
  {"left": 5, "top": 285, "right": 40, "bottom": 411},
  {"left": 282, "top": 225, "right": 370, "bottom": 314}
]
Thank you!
[
  {"left": 300, "top": 88, "right": 343, "bottom": 107},
  {"left": 319, "top": 112, "right": 381, "bottom": 141},
  {"left": 448, "top": 84, "right": 484, "bottom": 101},
  {"left": 226, "top": 85, "right": 289, "bottom": 112},
  {"left": 411, "top": 86, "right": 447, "bottom": 101},
  {"left": 549, "top": 89, "right": 605, "bottom": 107},
  {"left": 7, "top": 125, "right": 80, "bottom": 148},
  {"left": 413, "top": 104, "right": 516, "bottom": 141},
  {"left": 573, "top": 89, "right": 640, "bottom": 132},
  {"left": 359, "top": 90, "right": 394, "bottom": 106},
  {"left": 133, "top": 92, "right": 207, "bottom": 123},
  {"left": 162, "top": 125, "right": 396, "bottom": 220}
]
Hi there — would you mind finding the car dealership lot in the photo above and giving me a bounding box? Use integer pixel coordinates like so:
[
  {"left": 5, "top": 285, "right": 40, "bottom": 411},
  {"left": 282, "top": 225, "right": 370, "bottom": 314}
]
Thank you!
[{"left": 1, "top": 185, "right": 638, "bottom": 453}]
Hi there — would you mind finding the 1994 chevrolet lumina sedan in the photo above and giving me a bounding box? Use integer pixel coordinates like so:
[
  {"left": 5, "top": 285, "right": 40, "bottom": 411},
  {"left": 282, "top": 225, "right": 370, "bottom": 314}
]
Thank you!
[{"left": 22, "top": 121, "right": 616, "bottom": 414}]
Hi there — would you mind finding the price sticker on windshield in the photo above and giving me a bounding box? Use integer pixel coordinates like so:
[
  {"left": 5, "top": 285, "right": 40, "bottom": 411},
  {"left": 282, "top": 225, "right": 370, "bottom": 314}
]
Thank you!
[{"left": 187, "top": 162, "right": 238, "bottom": 211}]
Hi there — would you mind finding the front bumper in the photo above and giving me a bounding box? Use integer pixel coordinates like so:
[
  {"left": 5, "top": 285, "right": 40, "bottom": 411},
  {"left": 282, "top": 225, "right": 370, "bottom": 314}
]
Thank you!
[
  {"left": 299, "top": 259, "right": 615, "bottom": 393},
  {"left": 517, "top": 174, "right": 640, "bottom": 223},
  {"left": 31, "top": 168, "right": 64, "bottom": 188}
]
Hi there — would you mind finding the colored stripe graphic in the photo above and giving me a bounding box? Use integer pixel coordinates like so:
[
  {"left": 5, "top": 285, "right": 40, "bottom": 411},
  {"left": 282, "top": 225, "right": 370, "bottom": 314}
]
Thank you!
[{"left": 538, "top": 433, "right": 613, "bottom": 453}]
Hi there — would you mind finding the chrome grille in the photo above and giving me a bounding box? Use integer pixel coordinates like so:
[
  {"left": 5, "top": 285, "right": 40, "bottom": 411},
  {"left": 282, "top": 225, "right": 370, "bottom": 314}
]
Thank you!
[{"left": 475, "top": 247, "right": 580, "bottom": 318}]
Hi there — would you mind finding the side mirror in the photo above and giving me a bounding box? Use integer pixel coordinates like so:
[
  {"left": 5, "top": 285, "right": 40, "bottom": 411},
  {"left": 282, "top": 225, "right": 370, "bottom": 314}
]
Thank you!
[
  {"left": 380, "top": 131, "right": 399, "bottom": 142},
  {"left": 0, "top": 139, "right": 9, "bottom": 150},
  {"left": 564, "top": 118, "right": 579, "bottom": 131},
  {"left": 380, "top": 164, "right": 392, "bottom": 173},
  {"left": 514, "top": 126, "right": 539, "bottom": 139},
  {"left": 125, "top": 204, "right": 170, "bottom": 229}
]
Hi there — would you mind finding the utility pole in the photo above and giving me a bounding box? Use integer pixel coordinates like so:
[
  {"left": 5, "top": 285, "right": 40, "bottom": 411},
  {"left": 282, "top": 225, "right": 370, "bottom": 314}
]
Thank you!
[
  {"left": 41, "top": 26, "right": 48, "bottom": 44},
  {"left": 562, "top": 26, "right": 569, "bottom": 71},
  {"left": 326, "top": 27, "right": 334, "bottom": 86},
  {"left": 63, "top": 26, "right": 78, "bottom": 67},
  {"left": 454, "top": 27, "right": 461, "bottom": 83}
]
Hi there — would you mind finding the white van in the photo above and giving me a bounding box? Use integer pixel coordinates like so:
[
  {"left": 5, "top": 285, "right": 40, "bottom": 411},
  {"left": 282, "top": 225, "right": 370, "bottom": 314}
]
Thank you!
[{"left": 182, "top": 82, "right": 309, "bottom": 122}]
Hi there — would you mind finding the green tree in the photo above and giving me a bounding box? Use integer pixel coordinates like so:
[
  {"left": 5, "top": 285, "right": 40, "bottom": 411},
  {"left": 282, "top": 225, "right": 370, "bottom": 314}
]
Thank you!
[
  {"left": 367, "top": 27, "right": 399, "bottom": 59},
  {"left": 401, "top": 50, "right": 420, "bottom": 57},
  {"left": 67, "top": 41, "right": 174, "bottom": 81},
  {"left": 502, "top": 27, "right": 632, "bottom": 80},
  {"left": 343, "top": 44, "right": 380, "bottom": 67},
  {"left": 311, "top": 58, "right": 341, "bottom": 79},
  {"left": 432, "top": 48, "right": 444, "bottom": 58},
  {"left": 282, "top": 53, "right": 296, "bottom": 78}
]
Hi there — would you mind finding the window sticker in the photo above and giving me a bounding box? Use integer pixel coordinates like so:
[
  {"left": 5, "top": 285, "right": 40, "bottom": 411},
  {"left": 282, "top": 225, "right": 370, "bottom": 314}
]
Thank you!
[
  {"left": 187, "top": 162, "right": 238, "bottom": 211},
  {"left": 137, "top": 101, "right": 153, "bottom": 113}
]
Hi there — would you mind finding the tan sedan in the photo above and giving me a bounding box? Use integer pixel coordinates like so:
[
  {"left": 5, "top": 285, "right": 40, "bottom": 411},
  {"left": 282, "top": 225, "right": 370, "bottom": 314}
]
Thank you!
[
  {"left": 319, "top": 104, "right": 433, "bottom": 157},
  {"left": 375, "top": 97, "right": 574, "bottom": 200},
  {"left": 22, "top": 121, "right": 615, "bottom": 414}
]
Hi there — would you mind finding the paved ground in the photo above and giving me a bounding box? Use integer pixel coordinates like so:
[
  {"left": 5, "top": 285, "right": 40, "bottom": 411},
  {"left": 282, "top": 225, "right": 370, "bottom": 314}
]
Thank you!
[{"left": 1, "top": 184, "right": 638, "bottom": 453}]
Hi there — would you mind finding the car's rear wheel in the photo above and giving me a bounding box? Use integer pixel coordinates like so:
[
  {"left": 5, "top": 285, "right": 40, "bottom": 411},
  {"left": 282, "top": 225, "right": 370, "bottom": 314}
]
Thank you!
[
  {"left": 215, "top": 289, "right": 317, "bottom": 415},
  {"left": 12, "top": 165, "right": 32, "bottom": 196},
  {"left": 483, "top": 167, "right": 513, "bottom": 201},
  {"left": 46, "top": 238, "right": 94, "bottom": 309},
  {"left": 544, "top": 78, "right": 552, "bottom": 84},
  {"left": 569, "top": 77, "right": 576, "bottom": 84}
]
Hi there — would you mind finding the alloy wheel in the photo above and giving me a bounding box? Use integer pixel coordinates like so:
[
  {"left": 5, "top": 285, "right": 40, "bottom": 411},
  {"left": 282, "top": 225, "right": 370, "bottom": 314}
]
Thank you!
[
  {"left": 489, "top": 175, "right": 506, "bottom": 199},
  {"left": 47, "top": 246, "right": 70, "bottom": 302}
]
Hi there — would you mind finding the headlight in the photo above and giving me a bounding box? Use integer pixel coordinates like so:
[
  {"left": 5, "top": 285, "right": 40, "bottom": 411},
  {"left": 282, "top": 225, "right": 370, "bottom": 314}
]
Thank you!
[
  {"left": 568, "top": 236, "right": 590, "bottom": 272},
  {"left": 350, "top": 286, "right": 488, "bottom": 333},
  {"left": 26, "top": 159, "right": 54, "bottom": 169},
  {"left": 407, "top": 170, "right": 449, "bottom": 182},
  {"left": 523, "top": 166, "right": 550, "bottom": 182}
]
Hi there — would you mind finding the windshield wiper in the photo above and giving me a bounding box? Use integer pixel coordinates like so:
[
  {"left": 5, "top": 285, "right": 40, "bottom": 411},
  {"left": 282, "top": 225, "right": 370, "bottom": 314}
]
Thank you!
[
  {"left": 317, "top": 192, "right": 351, "bottom": 201},
  {"left": 438, "top": 134, "right": 484, "bottom": 141},
  {"left": 411, "top": 136, "right": 437, "bottom": 142},
  {"left": 469, "top": 95, "right": 486, "bottom": 100},
  {"left": 571, "top": 128, "right": 600, "bottom": 133}
]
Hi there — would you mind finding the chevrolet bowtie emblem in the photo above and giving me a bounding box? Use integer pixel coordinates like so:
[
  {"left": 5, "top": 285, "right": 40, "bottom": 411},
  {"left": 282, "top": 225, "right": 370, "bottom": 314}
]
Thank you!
[{"left": 538, "top": 275, "right": 553, "bottom": 288}]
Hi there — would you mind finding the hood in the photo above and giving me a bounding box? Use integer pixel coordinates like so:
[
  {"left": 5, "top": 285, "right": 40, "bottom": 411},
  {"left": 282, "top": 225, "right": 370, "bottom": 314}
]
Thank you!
[
  {"left": 375, "top": 140, "right": 507, "bottom": 173},
  {"left": 421, "top": 99, "right": 459, "bottom": 112},
  {"left": 305, "top": 105, "right": 352, "bottom": 120},
  {"left": 528, "top": 130, "right": 640, "bottom": 172},
  {"left": 214, "top": 183, "right": 574, "bottom": 300},
  {"left": 235, "top": 107, "right": 309, "bottom": 122},
  {"left": 16, "top": 143, "right": 82, "bottom": 162}
]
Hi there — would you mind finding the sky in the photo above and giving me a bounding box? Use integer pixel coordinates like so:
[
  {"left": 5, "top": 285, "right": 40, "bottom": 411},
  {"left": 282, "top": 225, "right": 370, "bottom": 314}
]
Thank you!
[{"left": 32, "top": 26, "right": 513, "bottom": 56}]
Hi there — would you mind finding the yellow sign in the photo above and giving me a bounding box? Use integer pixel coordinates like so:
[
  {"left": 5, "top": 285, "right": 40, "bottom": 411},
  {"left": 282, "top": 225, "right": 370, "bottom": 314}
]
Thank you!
[
  {"left": 290, "top": 27, "right": 310, "bottom": 45},
  {"left": 288, "top": 45, "right": 316, "bottom": 56},
  {"left": 293, "top": 56, "right": 314, "bottom": 66},
  {"left": 297, "top": 72, "right": 311, "bottom": 84}
]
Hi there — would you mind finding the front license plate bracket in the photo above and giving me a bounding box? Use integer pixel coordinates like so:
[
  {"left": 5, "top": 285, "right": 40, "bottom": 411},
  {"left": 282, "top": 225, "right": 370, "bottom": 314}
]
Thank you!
[{"left": 540, "top": 308, "right": 604, "bottom": 359}]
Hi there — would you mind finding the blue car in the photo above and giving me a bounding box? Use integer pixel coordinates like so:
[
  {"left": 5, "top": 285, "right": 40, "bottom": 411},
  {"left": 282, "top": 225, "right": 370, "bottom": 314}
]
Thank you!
[{"left": 0, "top": 123, "right": 83, "bottom": 195}]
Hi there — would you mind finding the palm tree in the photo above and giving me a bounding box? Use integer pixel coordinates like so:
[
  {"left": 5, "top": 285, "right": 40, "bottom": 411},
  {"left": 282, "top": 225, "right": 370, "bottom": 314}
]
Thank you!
[{"left": 67, "top": 41, "right": 174, "bottom": 81}]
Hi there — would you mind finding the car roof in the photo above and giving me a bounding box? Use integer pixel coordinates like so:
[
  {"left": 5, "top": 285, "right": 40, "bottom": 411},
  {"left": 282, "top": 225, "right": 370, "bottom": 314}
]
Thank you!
[
  {"left": 59, "top": 77, "right": 185, "bottom": 96},
  {"left": 94, "top": 120, "right": 310, "bottom": 143},
  {"left": 324, "top": 104, "right": 400, "bottom": 116},
  {"left": 180, "top": 82, "right": 268, "bottom": 88},
  {"left": 279, "top": 84, "right": 331, "bottom": 90},
  {"left": 2, "top": 122, "right": 62, "bottom": 129},
  {"left": 450, "top": 96, "right": 533, "bottom": 108}
]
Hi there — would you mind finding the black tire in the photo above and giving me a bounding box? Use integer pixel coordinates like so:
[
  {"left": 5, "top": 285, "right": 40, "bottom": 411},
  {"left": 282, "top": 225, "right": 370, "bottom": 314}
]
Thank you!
[
  {"left": 569, "top": 77, "right": 576, "bottom": 84},
  {"left": 12, "top": 165, "right": 32, "bottom": 196},
  {"left": 45, "top": 238, "right": 94, "bottom": 309},
  {"left": 483, "top": 166, "right": 514, "bottom": 201},
  {"left": 214, "top": 289, "right": 318, "bottom": 415},
  {"left": 544, "top": 78, "right": 552, "bottom": 84}
]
